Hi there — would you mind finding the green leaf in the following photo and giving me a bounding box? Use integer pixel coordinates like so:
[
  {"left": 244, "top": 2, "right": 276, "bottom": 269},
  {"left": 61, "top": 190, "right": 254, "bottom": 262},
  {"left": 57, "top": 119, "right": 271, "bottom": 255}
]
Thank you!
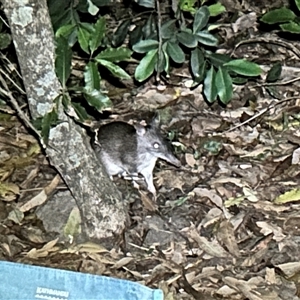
[
  {"left": 162, "top": 49, "right": 170, "bottom": 74},
  {"left": 204, "top": 66, "right": 217, "bottom": 103},
  {"left": 63, "top": 206, "right": 81, "bottom": 239},
  {"left": 266, "top": 86, "right": 282, "bottom": 99},
  {"left": 177, "top": 29, "right": 198, "bottom": 48},
  {"left": 231, "top": 76, "right": 248, "bottom": 84},
  {"left": 208, "top": 3, "right": 226, "bottom": 17},
  {"left": 280, "top": 21, "right": 300, "bottom": 33},
  {"left": 203, "top": 140, "right": 222, "bottom": 155},
  {"left": 160, "top": 43, "right": 169, "bottom": 74},
  {"left": 61, "top": 94, "right": 71, "bottom": 110},
  {"left": 156, "top": 50, "right": 167, "bottom": 73},
  {"left": 87, "top": 0, "right": 99, "bottom": 15},
  {"left": 266, "top": 62, "right": 282, "bottom": 82},
  {"left": 192, "top": 61, "right": 206, "bottom": 86},
  {"left": 55, "top": 36, "right": 72, "bottom": 86},
  {"left": 95, "top": 47, "right": 132, "bottom": 62},
  {"left": 84, "top": 62, "right": 101, "bottom": 91},
  {"left": 143, "top": 15, "right": 157, "bottom": 39},
  {"left": 96, "top": 59, "right": 131, "bottom": 79},
  {"left": 0, "top": 33, "right": 11, "bottom": 50},
  {"left": 41, "top": 108, "right": 58, "bottom": 144},
  {"left": 133, "top": 39, "right": 159, "bottom": 53},
  {"left": 224, "top": 59, "right": 262, "bottom": 76},
  {"left": 56, "top": 25, "right": 78, "bottom": 47},
  {"left": 49, "top": 0, "right": 69, "bottom": 16},
  {"left": 161, "top": 20, "right": 177, "bottom": 39},
  {"left": 77, "top": 0, "right": 112, "bottom": 11},
  {"left": 80, "top": 22, "right": 95, "bottom": 32},
  {"left": 136, "top": 0, "right": 155, "bottom": 8},
  {"left": 296, "top": 0, "right": 300, "bottom": 12},
  {"left": 89, "top": 17, "right": 106, "bottom": 54},
  {"left": 134, "top": 49, "right": 157, "bottom": 82},
  {"left": 84, "top": 89, "right": 112, "bottom": 112},
  {"left": 206, "top": 52, "right": 231, "bottom": 67},
  {"left": 78, "top": 24, "right": 92, "bottom": 54},
  {"left": 196, "top": 31, "right": 218, "bottom": 46},
  {"left": 112, "top": 19, "right": 130, "bottom": 47},
  {"left": 215, "top": 67, "right": 233, "bottom": 104},
  {"left": 49, "top": 2, "right": 76, "bottom": 32},
  {"left": 193, "top": 6, "right": 210, "bottom": 34},
  {"left": 71, "top": 102, "right": 89, "bottom": 121},
  {"left": 68, "top": 29, "right": 78, "bottom": 47},
  {"left": 261, "top": 7, "right": 296, "bottom": 24},
  {"left": 166, "top": 41, "right": 185, "bottom": 63},
  {"left": 129, "top": 25, "right": 143, "bottom": 46},
  {"left": 179, "top": 0, "right": 197, "bottom": 13},
  {"left": 191, "top": 48, "right": 205, "bottom": 82},
  {"left": 55, "top": 24, "right": 76, "bottom": 39}
]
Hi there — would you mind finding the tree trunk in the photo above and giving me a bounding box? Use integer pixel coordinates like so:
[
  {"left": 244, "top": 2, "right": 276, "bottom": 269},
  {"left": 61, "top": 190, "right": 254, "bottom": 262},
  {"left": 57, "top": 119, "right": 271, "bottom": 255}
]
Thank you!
[{"left": 1, "top": 0, "right": 127, "bottom": 243}]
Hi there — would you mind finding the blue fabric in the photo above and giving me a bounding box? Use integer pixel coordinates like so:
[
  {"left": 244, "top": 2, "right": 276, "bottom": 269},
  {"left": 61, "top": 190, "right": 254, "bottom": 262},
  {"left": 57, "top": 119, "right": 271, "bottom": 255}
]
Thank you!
[{"left": 0, "top": 261, "right": 163, "bottom": 300}]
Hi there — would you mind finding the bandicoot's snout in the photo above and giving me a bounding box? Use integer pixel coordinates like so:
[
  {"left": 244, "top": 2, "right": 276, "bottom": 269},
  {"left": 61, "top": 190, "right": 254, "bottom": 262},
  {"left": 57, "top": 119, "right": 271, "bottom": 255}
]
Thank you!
[{"left": 160, "top": 152, "right": 181, "bottom": 168}]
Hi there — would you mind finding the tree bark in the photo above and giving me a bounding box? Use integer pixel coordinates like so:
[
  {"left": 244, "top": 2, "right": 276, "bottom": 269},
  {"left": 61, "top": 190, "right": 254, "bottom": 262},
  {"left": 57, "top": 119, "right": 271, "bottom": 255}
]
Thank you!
[{"left": 1, "top": 0, "right": 127, "bottom": 242}]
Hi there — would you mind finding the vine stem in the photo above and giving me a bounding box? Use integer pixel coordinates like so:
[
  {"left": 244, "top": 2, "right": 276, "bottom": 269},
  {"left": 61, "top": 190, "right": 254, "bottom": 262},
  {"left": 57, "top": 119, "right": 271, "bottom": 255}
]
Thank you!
[{"left": 155, "top": 0, "right": 163, "bottom": 83}]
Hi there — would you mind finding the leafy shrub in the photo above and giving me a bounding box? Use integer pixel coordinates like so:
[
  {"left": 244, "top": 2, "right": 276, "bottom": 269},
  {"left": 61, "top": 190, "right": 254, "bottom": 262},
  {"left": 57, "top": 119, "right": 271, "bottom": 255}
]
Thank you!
[
  {"left": 1, "top": 0, "right": 264, "bottom": 137},
  {"left": 49, "top": 0, "right": 262, "bottom": 113},
  {"left": 261, "top": 0, "right": 300, "bottom": 33}
]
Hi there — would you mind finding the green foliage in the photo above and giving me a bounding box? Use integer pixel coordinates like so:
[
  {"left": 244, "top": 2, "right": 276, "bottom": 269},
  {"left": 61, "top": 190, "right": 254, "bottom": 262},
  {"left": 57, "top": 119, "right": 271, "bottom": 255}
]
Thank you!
[
  {"left": 112, "top": 20, "right": 130, "bottom": 47},
  {"left": 133, "top": 40, "right": 159, "bottom": 53},
  {"left": 83, "top": 62, "right": 111, "bottom": 111},
  {"left": 55, "top": 37, "right": 72, "bottom": 88},
  {"left": 208, "top": 3, "right": 226, "bottom": 17},
  {"left": 49, "top": 0, "right": 133, "bottom": 125},
  {"left": 133, "top": 5, "right": 219, "bottom": 82},
  {"left": 134, "top": 49, "right": 158, "bottom": 82},
  {"left": 0, "top": 32, "right": 11, "bottom": 50},
  {"left": 191, "top": 48, "right": 206, "bottom": 82},
  {"left": 41, "top": 108, "right": 59, "bottom": 144},
  {"left": 131, "top": 3, "right": 261, "bottom": 104},
  {"left": 0, "top": 19, "right": 11, "bottom": 50},
  {"left": 224, "top": 59, "right": 262, "bottom": 76},
  {"left": 204, "top": 66, "right": 217, "bottom": 103},
  {"left": 215, "top": 67, "right": 232, "bottom": 104},
  {"left": 90, "top": 18, "right": 106, "bottom": 54},
  {"left": 266, "top": 62, "right": 282, "bottom": 83},
  {"left": 261, "top": 0, "right": 300, "bottom": 33},
  {"left": 265, "top": 62, "right": 283, "bottom": 97},
  {"left": 179, "top": 0, "right": 198, "bottom": 13},
  {"left": 135, "top": 0, "right": 155, "bottom": 9},
  {"left": 203, "top": 139, "right": 222, "bottom": 155},
  {"left": 261, "top": 7, "right": 296, "bottom": 24},
  {"left": 48, "top": 0, "right": 263, "bottom": 116}
]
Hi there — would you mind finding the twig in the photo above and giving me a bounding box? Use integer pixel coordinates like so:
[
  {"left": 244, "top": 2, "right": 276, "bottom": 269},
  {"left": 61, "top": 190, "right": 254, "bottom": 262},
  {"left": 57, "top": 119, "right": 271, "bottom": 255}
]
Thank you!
[
  {"left": 155, "top": 0, "right": 163, "bottom": 83},
  {"left": 0, "top": 52, "right": 25, "bottom": 93},
  {"left": 224, "top": 96, "right": 300, "bottom": 133},
  {"left": 253, "top": 75, "right": 300, "bottom": 88},
  {"left": 0, "top": 68, "right": 26, "bottom": 94},
  {"left": 233, "top": 37, "right": 300, "bottom": 60},
  {"left": 0, "top": 15, "right": 9, "bottom": 28},
  {"left": 0, "top": 73, "right": 42, "bottom": 142}
]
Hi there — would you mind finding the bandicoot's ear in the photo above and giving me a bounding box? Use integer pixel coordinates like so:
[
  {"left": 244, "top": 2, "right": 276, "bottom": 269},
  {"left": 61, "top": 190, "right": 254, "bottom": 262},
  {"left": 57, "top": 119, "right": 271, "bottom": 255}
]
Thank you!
[
  {"left": 150, "top": 112, "right": 160, "bottom": 128},
  {"left": 134, "top": 124, "right": 147, "bottom": 136}
]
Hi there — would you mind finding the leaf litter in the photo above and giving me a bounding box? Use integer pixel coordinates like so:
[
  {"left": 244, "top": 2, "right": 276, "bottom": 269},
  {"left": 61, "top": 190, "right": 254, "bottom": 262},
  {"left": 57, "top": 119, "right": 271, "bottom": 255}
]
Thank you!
[{"left": 3, "top": 2, "right": 300, "bottom": 300}]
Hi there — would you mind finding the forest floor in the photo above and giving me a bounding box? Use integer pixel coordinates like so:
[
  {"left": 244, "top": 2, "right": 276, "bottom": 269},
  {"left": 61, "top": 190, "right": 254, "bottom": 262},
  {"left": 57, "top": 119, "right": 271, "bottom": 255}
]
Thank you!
[{"left": 2, "top": 0, "right": 300, "bottom": 299}]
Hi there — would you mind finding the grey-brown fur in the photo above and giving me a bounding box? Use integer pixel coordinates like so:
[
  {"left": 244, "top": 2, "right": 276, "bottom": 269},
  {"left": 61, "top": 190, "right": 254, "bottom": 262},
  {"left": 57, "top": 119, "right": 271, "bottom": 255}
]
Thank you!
[{"left": 93, "top": 118, "right": 180, "bottom": 194}]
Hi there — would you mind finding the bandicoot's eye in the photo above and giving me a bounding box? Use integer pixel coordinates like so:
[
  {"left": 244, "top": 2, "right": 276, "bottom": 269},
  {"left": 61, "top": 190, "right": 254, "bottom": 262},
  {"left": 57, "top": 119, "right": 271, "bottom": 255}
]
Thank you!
[{"left": 153, "top": 142, "right": 160, "bottom": 149}]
